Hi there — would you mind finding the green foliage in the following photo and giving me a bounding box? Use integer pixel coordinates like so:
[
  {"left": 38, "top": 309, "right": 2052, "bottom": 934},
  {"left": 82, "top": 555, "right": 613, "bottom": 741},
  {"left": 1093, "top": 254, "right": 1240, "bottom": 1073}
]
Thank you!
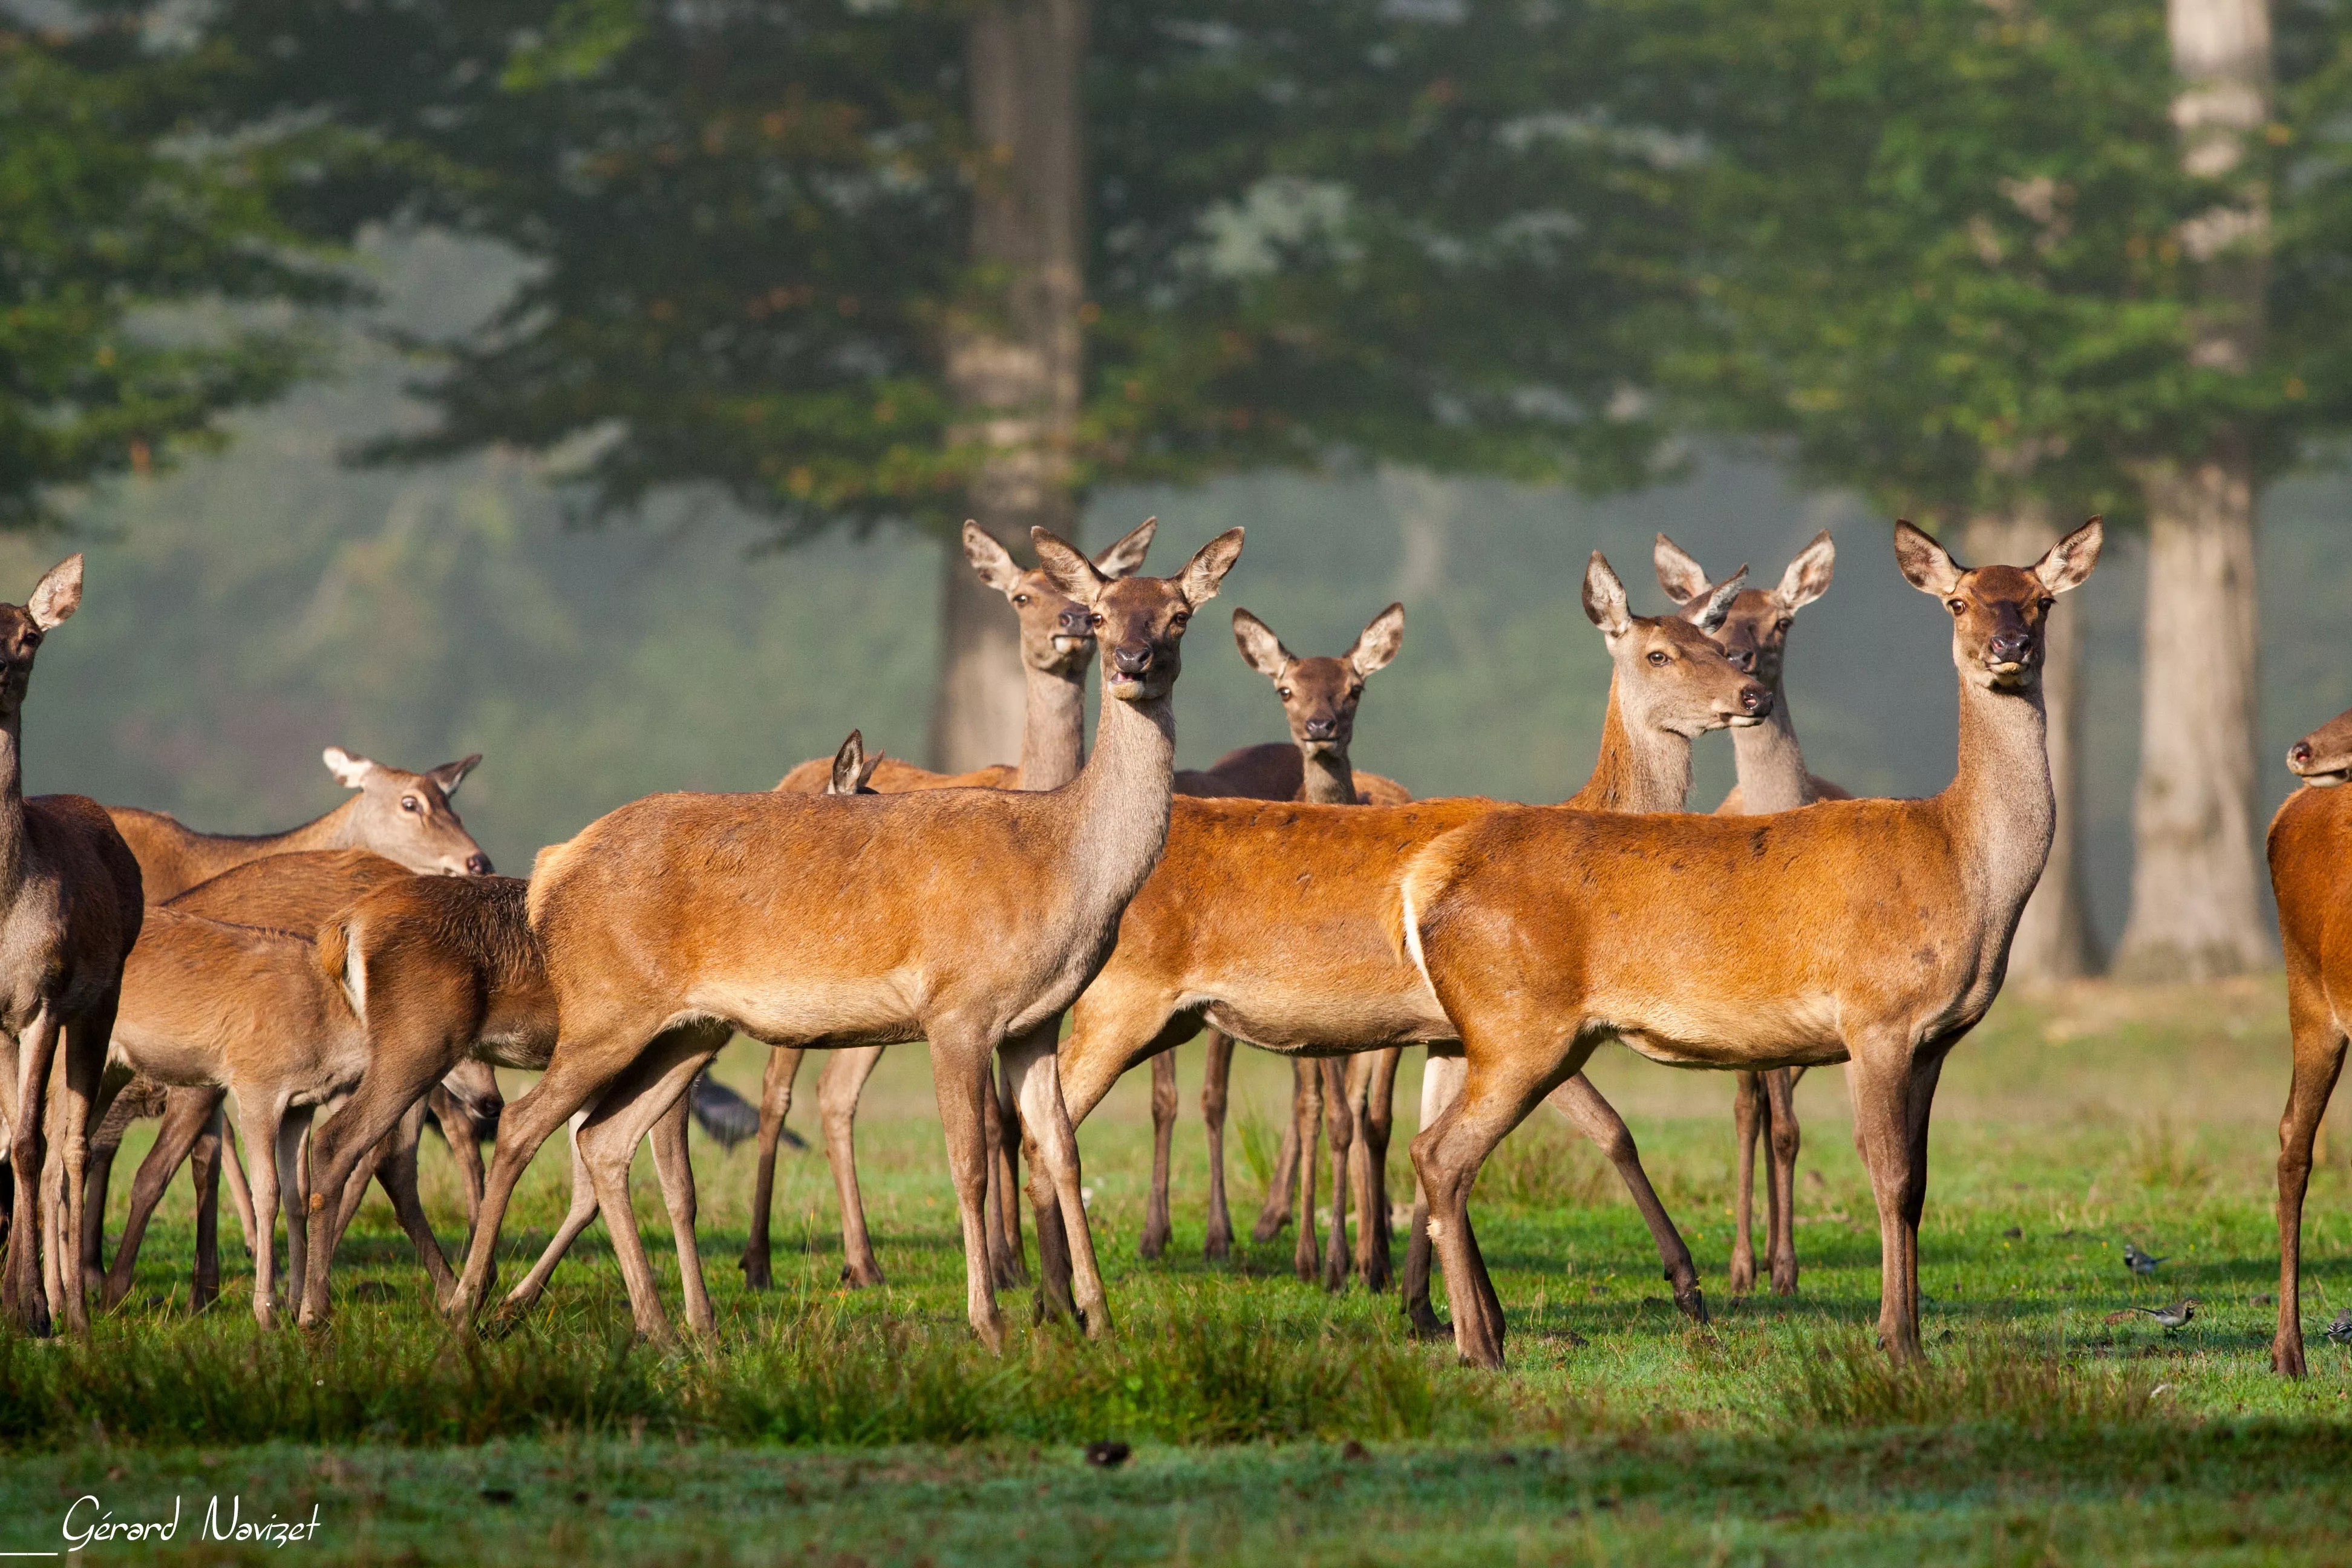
[
  {"left": 0, "top": 12, "right": 345, "bottom": 525},
  {"left": 1769, "top": 1327, "right": 2166, "bottom": 1434}
]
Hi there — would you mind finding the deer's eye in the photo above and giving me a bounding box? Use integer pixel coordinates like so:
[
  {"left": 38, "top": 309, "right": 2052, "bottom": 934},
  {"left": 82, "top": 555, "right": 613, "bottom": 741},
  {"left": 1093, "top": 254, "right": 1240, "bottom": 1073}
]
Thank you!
[
  {"left": 1947, "top": 599, "right": 1967, "bottom": 616},
  {"left": 1647, "top": 650, "right": 1670, "bottom": 667},
  {"left": 1088, "top": 613, "right": 1105, "bottom": 628},
  {"left": 1775, "top": 618, "right": 1792, "bottom": 633},
  {"left": 1348, "top": 686, "right": 1363, "bottom": 700},
  {"left": 1013, "top": 594, "right": 1030, "bottom": 606},
  {"left": 1170, "top": 612, "right": 1189, "bottom": 629},
  {"left": 1278, "top": 688, "right": 1292, "bottom": 699},
  {"left": 2039, "top": 596, "right": 2056, "bottom": 611},
  {"left": 401, "top": 796, "right": 421, "bottom": 814}
]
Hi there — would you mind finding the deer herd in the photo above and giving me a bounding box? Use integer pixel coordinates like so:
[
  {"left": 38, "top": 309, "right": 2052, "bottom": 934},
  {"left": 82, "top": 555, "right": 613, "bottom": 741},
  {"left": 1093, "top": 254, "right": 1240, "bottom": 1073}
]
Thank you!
[{"left": 0, "top": 511, "right": 2344, "bottom": 1379}]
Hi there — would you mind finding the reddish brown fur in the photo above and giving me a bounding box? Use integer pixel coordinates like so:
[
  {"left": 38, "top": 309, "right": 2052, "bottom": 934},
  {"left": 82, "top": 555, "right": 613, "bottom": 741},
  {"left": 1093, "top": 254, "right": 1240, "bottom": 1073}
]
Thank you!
[
  {"left": 1399, "top": 521, "right": 2102, "bottom": 1368},
  {"left": 2264, "top": 705, "right": 2352, "bottom": 1376}
]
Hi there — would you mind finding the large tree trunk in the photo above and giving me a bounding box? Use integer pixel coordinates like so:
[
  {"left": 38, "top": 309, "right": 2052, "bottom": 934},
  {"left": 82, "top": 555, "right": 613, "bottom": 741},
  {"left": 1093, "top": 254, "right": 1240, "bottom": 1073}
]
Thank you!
[
  {"left": 2114, "top": 0, "right": 2275, "bottom": 979},
  {"left": 930, "top": 0, "right": 1089, "bottom": 771},
  {"left": 1967, "top": 508, "right": 2100, "bottom": 982}
]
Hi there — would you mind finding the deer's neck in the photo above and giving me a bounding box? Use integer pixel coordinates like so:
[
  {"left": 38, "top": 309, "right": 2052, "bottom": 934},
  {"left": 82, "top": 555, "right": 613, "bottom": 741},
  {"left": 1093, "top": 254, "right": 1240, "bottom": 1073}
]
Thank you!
[
  {"left": 272, "top": 797, "right": 363, "bottom": 853},
  {"left": 1060, "top": 680, "right": 1177, "bottom": 935},
  {"left": 1565, "top": 686, "right": 1692, "bottom": 814},
  {"left": 1944, "top": 675, "right": 2056, "bottom": 926},
  {"left": 1298, "top": 748, "right": 1358, "bottom": 806},
  {"left": 1016, "top": 665, "right": 1088, "bottom": 791},
  {"left": 0, "top": 715, "right": 25, "bottom": 889},
  {"left": 1729, "top": 693, "right": 1815, "bottom": 814}
]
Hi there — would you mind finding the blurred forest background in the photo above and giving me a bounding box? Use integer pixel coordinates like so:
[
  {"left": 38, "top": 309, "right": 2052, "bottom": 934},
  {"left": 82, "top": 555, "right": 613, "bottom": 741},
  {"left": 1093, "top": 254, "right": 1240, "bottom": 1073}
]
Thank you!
[{"left": 7, "top": 0, "right": 2352, "bottom": 967}]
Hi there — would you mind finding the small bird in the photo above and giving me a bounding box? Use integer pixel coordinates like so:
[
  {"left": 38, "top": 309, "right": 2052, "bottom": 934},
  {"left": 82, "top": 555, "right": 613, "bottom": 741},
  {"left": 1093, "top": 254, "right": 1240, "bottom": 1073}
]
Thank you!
[
  {"left": 2123, "top": 1300, "right": 2197, "bottom": 1330},
  {"left": 1084, "top": 1440, "right": 1131, "bottom": 1469},
  {"left": 2123, "top": 1243, "right": 2168, "bottom": 1276},
  {"left": 2324, "top": 1308, "right": 2352, "bottom": 1347}
]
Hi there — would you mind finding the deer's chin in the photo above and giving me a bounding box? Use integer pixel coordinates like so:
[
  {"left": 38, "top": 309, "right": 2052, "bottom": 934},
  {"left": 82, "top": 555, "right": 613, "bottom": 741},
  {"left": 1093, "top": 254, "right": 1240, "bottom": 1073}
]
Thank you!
[
  {"left": 1105, "top": 673, "right": 1166, "bottom": 702},
  {"left": 2296, "top": 766, "right": 2352, "bottom": 788},
  {"left": 1723, "top": 713, "right": 1766, "bottom": 730}
]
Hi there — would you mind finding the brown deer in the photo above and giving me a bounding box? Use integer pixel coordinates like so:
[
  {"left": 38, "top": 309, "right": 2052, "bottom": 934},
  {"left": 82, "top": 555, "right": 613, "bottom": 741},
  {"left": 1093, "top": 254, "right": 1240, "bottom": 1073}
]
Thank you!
[
  {"left": 0, "top": 556, "right": 143, "bottom": 1335},
  {"left": 108, "top": 747, "right": 491, "bottom": 901},
  {"left": 746, "top": 520, "right": 1157, "bottom": 1295},
  {"left": 88, "top": 851, "right": 502, "bottom": 1312},
  {"left": 2265, "top": 705, "right": 2352, "bottom": 1377},
  {"left": 1139, "top": 603, "right": 1408, "bottom": 1282},
  {"left": 440, "top": 526, "right": 1242, "bottom": 1346},
  {"left": 1655, "top": 531, "right": 1845, "bottom": 1298},
  {"left": 1040, "top": 556, "right": 1766, "bottom": 1331},
  {"left": 1399, "top": 520, "right": 2101, "bottom": 1367}
]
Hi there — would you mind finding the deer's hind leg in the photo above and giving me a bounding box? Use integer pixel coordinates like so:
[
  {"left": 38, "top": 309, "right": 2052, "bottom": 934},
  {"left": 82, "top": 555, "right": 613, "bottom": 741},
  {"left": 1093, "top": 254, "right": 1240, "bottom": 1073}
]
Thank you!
[
  {"left": 1763, "top": 1067, "right": 1802, "bottom": 1296},
  {"left": 1201, "top": 1030, "right": 1236, "bottom": 1262},
  {"left": 2274, "top": 994, "right": 2346, "bottom": 1379},
  {"left": 1252, "top": 1045, "right": 1302, "bottom": 1244},
  {"left": 574, "top": 1024, "right": 728, "bottom": 1344},
  {"left": 817, "top": 1045, "right": 886, "bottom": 1287},
  {"left": 1319, "top": 1059, "right": 1354, "bottom": 1292},
  {"left": 1, "top": 1007, "right": 61, "bottom": 1334},
  {"left": 1547, "top": 1073, "right": 1707, "bottom": 1324},
  {"left": 499, "top": 1113, "right": 598, "bottom": 1313},
  {"left": 102, "top": 1086, "right": 223, "bottom": 1312},
  {"left": 1729, "top": 1072, "right": 1762, "bottom": 1294},
  {"left": 1140, "top": 1048, "right": 1178, "bottom": 1261},
  {"left": 1351, "top": 1047, "right": 1400, "bottom": 1292},
  {"left": 739, "top": 1047, "right": 802, "bottom": 1291},
  {"left": 1292, "top": 1059, "right": 1325, "bottom": 1282},
  {"left": 1403, "top": 1047, "right": 1464, "bottom": 1339}
]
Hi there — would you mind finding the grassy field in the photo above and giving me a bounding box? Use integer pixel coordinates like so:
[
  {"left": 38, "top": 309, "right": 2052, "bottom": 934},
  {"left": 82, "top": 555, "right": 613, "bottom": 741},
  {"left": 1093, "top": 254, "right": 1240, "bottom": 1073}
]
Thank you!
[{"left": 5, "top": 977, "right": 2351, "bottom": 1564}]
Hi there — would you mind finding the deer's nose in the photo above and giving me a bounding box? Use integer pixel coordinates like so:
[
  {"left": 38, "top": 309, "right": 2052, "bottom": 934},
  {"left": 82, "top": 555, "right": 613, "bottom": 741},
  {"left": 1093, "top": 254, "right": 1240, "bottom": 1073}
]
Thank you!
[
  {"left": 480, "top": 1095, "right": 505, "bottom": 1125},
  {"left": 1302, "top": 717, "right": 1339, "bottom": 742},
  {"left": 465, "top": 852, "right": 494, "bottom": 875},
  {"left": 2291, "top": 740, "right": 2315, "bottom": 768},
  {"left": 1057, "top": 607, "right": 1091, "bottom": 636},
  {"left": 1112, "top": 643, "right": 1152, "bottom": 676},
  {"left": 1737, "top": 684, "right": 1771, "bottom": 717},
  {"left": 1724, "top": 647, "right": 1757, "bottom": 673},
  {"left": 1988, "top": 631, "right": 2033, "bottom": 665}
]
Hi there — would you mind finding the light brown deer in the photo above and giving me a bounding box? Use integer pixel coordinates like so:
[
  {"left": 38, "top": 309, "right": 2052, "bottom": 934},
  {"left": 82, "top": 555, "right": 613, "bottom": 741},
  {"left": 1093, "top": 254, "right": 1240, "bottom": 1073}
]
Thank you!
[
  {"left": 1398, "top": 520, "right": 2101, "bottom": 1367},
  {"left": 0, "top": 556, "right": 144, "bottom": 1335},
  {"left": 747, "top": 520, "right": 1157, "bottom": 1294},
  {"left": 1655, "top": 531, "right": 1846, "bottom": 1298},
  {"left": 2265, "top": 705, "right": 2352, "bottom": 1376},
  {"left": 1139, "top": 603, "right": 1408, "bottom": 1283},
  {"left": 88, "top": 851, "right": 500, "bottom": 1312},
  {"left": 443, "top": 528, "right": 1242, "bottom": 1346},
  {"left": 1040, "top": 556, "right": 1766, "bottom": 1331}
]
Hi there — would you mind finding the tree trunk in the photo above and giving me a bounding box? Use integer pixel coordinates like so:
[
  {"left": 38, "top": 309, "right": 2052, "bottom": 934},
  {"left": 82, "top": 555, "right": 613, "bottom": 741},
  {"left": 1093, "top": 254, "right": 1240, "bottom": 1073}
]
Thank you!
[
  {"left": 2114, "top": 0, "right": 2275, "bottom": 979},
  {"left": 1967, "top": 508, "right": 2100, "bottom": 982},
  {"left": 929, "top": 0, "right": 1089, "bottom": 771}
]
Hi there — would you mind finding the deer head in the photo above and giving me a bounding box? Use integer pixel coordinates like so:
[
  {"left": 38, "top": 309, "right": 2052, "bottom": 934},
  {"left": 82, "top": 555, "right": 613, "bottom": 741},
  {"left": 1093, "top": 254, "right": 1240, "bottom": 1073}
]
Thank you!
[
  {"left": 0, "top": 555, "right": 83, "bottom": 721},
  {"left": 1033, "top": 526, "right": 1246, "bottom": 704},
  {"left": 825, "top": 730, "right": 886, "bottom": 795},
  {"left": 2287, "top": 708, "right": 2352, "bottom": 787},
  {"left": 437, "top": 1058, "right": 505, "bottom": 1138},
  {"left": 321, "top": 748, "right": 495, "bottom": 875},
  {"left": 1584, "top": 553, "right": 1772, "bottom": 738},
  {"left": 963, "top": 517, "right": 1158, "bottom": 679},
  {"left": 1231, "top": 603, "right": 1405, "bottom": 759},
  {"left": 1656, "top": 530, "right": 1835, "bottom": 691},
  {"left": 1894, "top": 518, "right": 2102, "bottom": 691}
]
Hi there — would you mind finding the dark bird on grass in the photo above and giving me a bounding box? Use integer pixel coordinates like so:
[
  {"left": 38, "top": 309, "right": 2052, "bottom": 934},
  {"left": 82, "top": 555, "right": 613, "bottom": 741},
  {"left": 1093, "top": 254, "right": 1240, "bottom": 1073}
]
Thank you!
[
  {"left": 2324, "top": 1308, "right": 2352, "bottom": 1347},
  {"left": 688, "top": 1070, "right": 800, "bottom": 1151},
  {"left": 2122, "top": 1300, "right": 2197, "bottom": 1330},
  {"left": 2123, "top": 1243, "right": 2168, "bottom": 1276},
  {"left": 1085, "top": 1441, "right": 1131, "bottom": 1469}
]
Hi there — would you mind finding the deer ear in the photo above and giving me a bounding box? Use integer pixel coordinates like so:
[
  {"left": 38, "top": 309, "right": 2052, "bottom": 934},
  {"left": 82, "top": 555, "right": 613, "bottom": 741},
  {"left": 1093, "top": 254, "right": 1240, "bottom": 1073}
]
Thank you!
[
  {"left": 26, "top": 555, "right": 83, "bottom": 630},
  {"left": 1091, "top": 516, "right": 1157, "bottom": 578},
  {"left": 2033, "top": 517, "right": 2104, "bottom": 595},
  {"left": 1030, "top": 528, "right": 1111, "bottom": 602},
  {"left": 1893, "top": 521, "right": 1964, "bottom": 596},
  {"left": 828, "top": 731, "right": 867, "bottom": 795},
  {"left": 1776, "top": 531, "right": 1835, "bottom": 612},
  {"left": 428, "top": 754, "right": 483, "bottom": 797},
  {"left": 1231, "top": 609, "right": 1291, "bottom": 681},
  {"left": 323, "top": 746, "right": 375, "bottom": 789},
  {"left": 1583, "top": 552, "right": 1632, "bottom": 636},
  {"left": 1696, "top": 569, "right": 1748, "bottom": 634},
  {"left": 962, "top": 523, "right": 1026, "bottom": 596},
  {"left": 1653, "top": 534, "right": 1710, "bottom": 606},
  {"left": 1348, "top": 603, "right": 1406, "bottom": 678},
  {"left": 857, "top": 749, "right": 886, "bottom": 791},
  {"left": 1177, "top": 528, "right": 1246, "bottom": 605}
]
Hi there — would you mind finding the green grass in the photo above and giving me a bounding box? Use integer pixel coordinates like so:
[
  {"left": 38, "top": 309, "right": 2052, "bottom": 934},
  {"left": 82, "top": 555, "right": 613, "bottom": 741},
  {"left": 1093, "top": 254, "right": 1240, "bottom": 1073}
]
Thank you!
[{"left": 7, "top": 976, "right": 2352, "bottom": 1563}]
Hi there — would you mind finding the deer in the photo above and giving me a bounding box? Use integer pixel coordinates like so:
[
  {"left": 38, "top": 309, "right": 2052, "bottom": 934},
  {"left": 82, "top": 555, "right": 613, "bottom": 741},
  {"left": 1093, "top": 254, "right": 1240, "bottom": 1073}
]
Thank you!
[
  {"left": 2265, "top": 705, "right": 2352, "bottom": 1377},
  {"left": 436, "top": 527, "right": 1242, "bottom": 1348},
  {"left": 745, "top": 520, "right": 1158, "bottom": 1295},
  {"left": 1037, "top": 555, "right": 1767, "bottom": 1333},
  {"left": 1397, "top": 520, "right": 2102, "bottom": 1368},
  {"left": 86, "top": 850, "right": 504, "bottom": 1312},
  {"left": 1137, "top": 603, "right": 1409, "bottom": 1285},
  {"left": 0, "top": 555, "right": 144, "bottom": 1336},
  {"left": 1655, "top": 531, "right": 1845, "bottom": 1299}
]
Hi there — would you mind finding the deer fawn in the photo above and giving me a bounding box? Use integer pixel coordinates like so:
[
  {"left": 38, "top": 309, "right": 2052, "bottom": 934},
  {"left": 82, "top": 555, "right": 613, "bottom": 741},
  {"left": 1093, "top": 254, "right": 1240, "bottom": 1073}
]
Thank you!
[
  {"left": 1656, "top": 531, "right": 1846, "bottom": 1298},
  {"left": 1141, "top": 603, "right": 1409, "bottom": 1285},
  {"left": 0, "top": 558, "right": 143, "bottom": 1334},
  {"left": 1399, "top": 520, "right": 2100, "bottom": 1368},
  {"left": 2266, "top": 705, "right": 2352, "bottom": 1376},
  {"left": 1040, "top": 555, "right": 1765, "bottom": 1331},
  {"left": 746, "top": 520, "right": 1158, "bottom": 1296},
  {"left": 442, "top": 527, "right": 1243, "bottom": 1347}
]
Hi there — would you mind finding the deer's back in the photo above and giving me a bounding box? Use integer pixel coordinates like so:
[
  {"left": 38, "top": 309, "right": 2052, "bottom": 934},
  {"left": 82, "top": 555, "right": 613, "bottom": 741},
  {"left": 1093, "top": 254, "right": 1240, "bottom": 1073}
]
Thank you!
[
  {"left": 338, "top": 874, "right": 550, "bottom": 1063},
  {"left": 776, "top": 755, "right": 1013, "bottom": 794},
  {"left": 114, "top": 909, "right": 352, "bottom": 1090},
  {"left": 167, "top": 848, "right": 410, "bottom": 932},
  {"left": 1407, "top": 797, "right": 1975, "bottom": 1065}
]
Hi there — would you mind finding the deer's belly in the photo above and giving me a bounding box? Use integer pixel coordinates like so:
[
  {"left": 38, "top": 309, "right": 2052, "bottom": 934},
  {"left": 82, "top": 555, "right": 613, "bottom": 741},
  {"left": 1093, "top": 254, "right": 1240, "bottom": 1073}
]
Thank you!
[
  {"left": 1603, "top": 993, "right": 1847, "bottom": 1070},
  {"left": 693, "top": 975, "right": 924, "bottom": 1050},
  {"left": 1200, "top": 981, "right": 1451, "bottom": 1055}
]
